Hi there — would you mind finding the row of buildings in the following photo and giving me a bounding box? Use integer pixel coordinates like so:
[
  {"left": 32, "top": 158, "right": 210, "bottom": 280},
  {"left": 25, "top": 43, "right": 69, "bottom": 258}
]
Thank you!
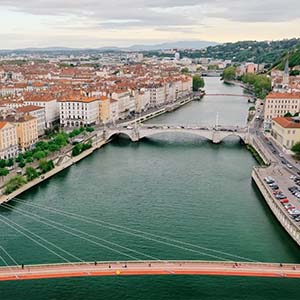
[
  {"left": 0, "top": 62, "right": 193, "bottom": 159},
  {"left": 264, "top": 60, "right": 300, "bottom": 151}
]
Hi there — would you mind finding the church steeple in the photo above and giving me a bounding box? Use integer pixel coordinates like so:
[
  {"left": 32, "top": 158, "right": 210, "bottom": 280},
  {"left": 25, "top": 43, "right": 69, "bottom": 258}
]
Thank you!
[{"left": 283, "top": 56, "right": 289, "bottom": 85}]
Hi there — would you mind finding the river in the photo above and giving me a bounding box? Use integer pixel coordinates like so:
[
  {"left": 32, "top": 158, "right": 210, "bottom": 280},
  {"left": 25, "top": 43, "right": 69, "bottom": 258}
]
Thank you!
[{"left": 1, "top": 77, "right": 300, "bottom": 300}]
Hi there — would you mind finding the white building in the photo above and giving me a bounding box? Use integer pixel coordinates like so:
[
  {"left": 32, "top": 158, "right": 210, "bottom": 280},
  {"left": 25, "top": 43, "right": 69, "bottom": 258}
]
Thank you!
[{"left": 59, "top": 96, "right": 100, "bottom": 127}]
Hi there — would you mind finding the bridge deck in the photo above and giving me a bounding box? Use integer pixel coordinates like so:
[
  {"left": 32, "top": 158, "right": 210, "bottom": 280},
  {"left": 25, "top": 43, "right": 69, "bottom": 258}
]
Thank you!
[{"left": 1, "top": 261, "right": 300, "bottom": 281}]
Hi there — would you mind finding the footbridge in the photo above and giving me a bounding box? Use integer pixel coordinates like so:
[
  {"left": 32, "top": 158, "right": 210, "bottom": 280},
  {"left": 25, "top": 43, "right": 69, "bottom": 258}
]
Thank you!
[
  {"left": 105, "top": 124, "right": 249, "bottom": 144},
  {"left": 1, "top": 260, "right": 300, "bottom": 281}
]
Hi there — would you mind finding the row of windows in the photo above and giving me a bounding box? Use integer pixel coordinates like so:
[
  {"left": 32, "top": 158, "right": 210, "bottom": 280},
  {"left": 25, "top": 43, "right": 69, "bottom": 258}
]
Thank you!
[
  {"left": 268, "top": 99, "right": 299, "bottom": 104},
  {"left": 267, "top": 105, "right": 298, "bottom": 109}
]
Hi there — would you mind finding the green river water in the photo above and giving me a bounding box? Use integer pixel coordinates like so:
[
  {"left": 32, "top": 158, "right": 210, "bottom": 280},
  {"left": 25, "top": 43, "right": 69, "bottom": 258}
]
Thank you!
[{"left": 1, "top": 78, "right": 300, "bottom": 300}]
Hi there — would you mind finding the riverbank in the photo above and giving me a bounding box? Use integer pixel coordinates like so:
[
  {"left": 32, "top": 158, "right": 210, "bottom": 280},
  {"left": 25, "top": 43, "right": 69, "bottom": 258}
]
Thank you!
[
  {"left": 0, "top": 137, "right": 108, "bottom": 204},
  {"left": 0, "top": 94, "right": 196, "bottom": 204},
  {"left": 252, "top": 167, "right": 300, "bottom": 246}
]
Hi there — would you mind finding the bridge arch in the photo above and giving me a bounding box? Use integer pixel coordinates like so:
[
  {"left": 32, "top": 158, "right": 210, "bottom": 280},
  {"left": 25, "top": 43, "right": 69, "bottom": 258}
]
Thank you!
[
  {"left": 218, "top": 133, "right": 247, "bottom": 144},
  {"left": 138, "top": 129, "right": 213, "bottom": 142},
  {"left": 105, "top": 130, "right": 136, "bottom": 142}
]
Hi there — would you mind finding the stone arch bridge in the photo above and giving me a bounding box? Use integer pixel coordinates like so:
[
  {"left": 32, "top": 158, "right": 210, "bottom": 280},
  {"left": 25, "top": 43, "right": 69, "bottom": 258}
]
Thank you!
[{"left": 104, "top": 124, "right": 249, "bottom": 144}]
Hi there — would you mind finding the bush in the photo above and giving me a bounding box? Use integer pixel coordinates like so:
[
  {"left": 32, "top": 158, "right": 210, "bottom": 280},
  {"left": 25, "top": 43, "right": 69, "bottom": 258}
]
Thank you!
[
  {"left": 86, "top": 127, "right": 95, "bottom": 133},
  {"left": 72, "top": 142, "right": 92, "bottom": 156},
  {"left": 25, "top": 167, "right": 39, "bottom": 181},
  {"left": 4, "top": 175, "right": 27, "bottom": 194}
]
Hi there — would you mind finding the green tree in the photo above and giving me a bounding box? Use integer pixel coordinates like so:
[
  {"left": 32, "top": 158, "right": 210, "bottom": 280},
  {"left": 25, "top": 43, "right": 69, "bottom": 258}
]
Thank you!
[
  {"left": 253, "top": 75, "right": 272, "bottom": 99},
  {"left": 292, "top": 142, "right": 300, "bottom": 158},
  {"left": 0, "top": 159, "right": 6, "bottom": 168},
  {"left": 0, "top": 168, "right": 9, "bottom": 177},
  {"left": 72, "top": 144, "right": 83, "bottom": 156},
  {"left": 242, "top": 73, "right": 256, "bottom": 85},
  {"left": 86, "top": 127, "right": 95, "bottom": 133},
  {"left": 284, "top": 112, "right": 293, "bottom": 117},
  {"left": 222, "top": 66, "right": 236, "bottom": 81},
  {"left": 18, "top": 161, "right": 26, "bottom": 168},
  {"left": 25, "top": 167, "right": 39, "bottom": 181},
  {"left": 33, "top": 150, "right": 47, "bottom": 160},
  {"left": 39, "top": 159, "right": 54, "bottom": 174},
  {"left": 4, "top": 175, "right": 27, "bottom": 194},
  {"left": 192, "top": 75, "right": 205, "bottom": 91},
  {"left": 181, "top": 67, "right": 189, "bottom": 74}
]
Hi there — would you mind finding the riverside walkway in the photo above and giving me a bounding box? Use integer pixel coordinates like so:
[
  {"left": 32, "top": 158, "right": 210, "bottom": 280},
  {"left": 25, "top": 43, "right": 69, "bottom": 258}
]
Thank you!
[{"left": 1, "top": 261, "right": 300, "bottom": 281}]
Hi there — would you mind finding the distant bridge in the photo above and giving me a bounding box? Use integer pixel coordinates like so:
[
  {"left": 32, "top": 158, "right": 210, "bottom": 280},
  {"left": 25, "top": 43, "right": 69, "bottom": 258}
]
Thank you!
[
  {"left": 1, "top": 261, "right": 300, "bottom": 281},
  {"left": 204, "top": 93, "right": 255, "bottom": 98},
  {"left": 105, "top": 124, "right": 249, "bottom": 144}
]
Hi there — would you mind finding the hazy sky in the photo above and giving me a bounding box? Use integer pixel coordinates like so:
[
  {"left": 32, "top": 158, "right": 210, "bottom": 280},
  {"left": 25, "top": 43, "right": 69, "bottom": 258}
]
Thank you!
[{"left": 1, "top": 0, "right": 300, "bottom": 48}]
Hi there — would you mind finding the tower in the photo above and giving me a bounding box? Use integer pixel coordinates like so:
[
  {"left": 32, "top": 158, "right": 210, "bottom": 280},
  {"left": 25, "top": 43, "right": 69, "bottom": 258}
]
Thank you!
[{"left": 283, "top": 57, "right": 289, "bottom": 86}]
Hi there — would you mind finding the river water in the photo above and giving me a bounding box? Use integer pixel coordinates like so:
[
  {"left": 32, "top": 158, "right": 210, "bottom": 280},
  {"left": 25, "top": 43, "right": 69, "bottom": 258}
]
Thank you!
[{"left": 1, "top": 78, "right": 300, "bottom": 300}]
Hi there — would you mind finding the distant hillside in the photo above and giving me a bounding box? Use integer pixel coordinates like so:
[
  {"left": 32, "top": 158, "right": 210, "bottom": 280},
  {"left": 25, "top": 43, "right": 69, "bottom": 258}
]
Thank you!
[
  {"left": 175, "top": 39, "right": 300, "bottom": 64},
  {"left": 126, "top": 41, "right": 218, "bottom": 51},
  {"left": 272, "top": 49, "right": 300, "bottom": 70}
]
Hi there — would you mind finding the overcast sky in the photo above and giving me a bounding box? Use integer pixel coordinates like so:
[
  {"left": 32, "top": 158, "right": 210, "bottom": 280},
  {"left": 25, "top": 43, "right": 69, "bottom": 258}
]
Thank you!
[{"left": 1, "top": 0, "right": 300, "bottom": 49}]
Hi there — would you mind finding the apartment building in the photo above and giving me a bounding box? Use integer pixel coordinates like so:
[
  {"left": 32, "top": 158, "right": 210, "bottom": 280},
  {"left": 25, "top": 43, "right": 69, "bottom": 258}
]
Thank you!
[
  {"left": 59, "top": 96, "right": 100, "bottom": 127},
  {"left": 264, "top": 92, "right": 300, "bottom": 129},
  {"left": 0, "top": 121, "right": 18, "bottom": 159},
  {"left": 272, "top": 117, "right": 300, "bottom": 150}
]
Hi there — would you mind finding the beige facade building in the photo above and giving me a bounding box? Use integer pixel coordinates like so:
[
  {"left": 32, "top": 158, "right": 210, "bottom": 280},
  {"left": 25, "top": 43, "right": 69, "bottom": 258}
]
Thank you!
[
  {"left": 15, "top": 115, "right": 38, "bottom": 151},
  {"left": 272, "top": 117, "right": 300, "bottom": 150},
  {"left": 99, "top": 96, "right": 110, "bottom": 124},
  {"left": 0, "top": 121, "right": 18, "bottom": 159},
  {"left": 264, "top": 93, "right": 300, "bottom": 129}
]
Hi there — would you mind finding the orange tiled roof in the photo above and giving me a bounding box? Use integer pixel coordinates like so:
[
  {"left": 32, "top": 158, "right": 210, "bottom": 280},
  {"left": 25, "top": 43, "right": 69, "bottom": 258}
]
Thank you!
[
  {"left": 273, "top": 117, "right": 300, "bottom": 128},
  {"left": 267, "top": 92, "right": 300, "bottom": 99}
]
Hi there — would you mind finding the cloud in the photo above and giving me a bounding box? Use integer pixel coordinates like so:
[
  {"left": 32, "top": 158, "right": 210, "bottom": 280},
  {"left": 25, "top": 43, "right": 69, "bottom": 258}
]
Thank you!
[{"left": 1, "top": 0, "right": 300, "bottom": 24}]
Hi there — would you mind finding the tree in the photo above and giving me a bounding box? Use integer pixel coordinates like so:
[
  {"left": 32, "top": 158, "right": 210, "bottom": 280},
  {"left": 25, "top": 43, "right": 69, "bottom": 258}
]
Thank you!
[
  {"left": 0, "top": 168, "right": 9, "bottom": 177},
  {"left": 4, "top": 175, "right": 27, "bottom": 194},
  {"left": 253, "top": 75, "right": 272, "bottom": 99},
  {"left": 222, "top": 66, "right": 236, "bottom": 81},
  {"left": 6, "top": 158, "right": 14, "bottom": 167},
  {"left": 25, "top": 167, "right": 39, "bottom": 181},
  {"left": 242, "top": 73, "right": 256, "bottom": 85},
  {"left": 18, "top": 161, "right": 26, "bottom": 168},
  {"left": 33, "top": 150, "right": 47, "bottom": 160},
  {"left": 192, "top": 75, "right": 205, "bottom": 91},
  {"left": 0, "top": 159, "right": 6, "bottom": 168},
  {"left": 292, "top": 142, "right": 300, "bottom": 158},
  {"left": 181, "top": 67, "right": 189, "bottom": 74},
  {"left": 39, "top": 159, "right": 54, "bottom": 174},
  {"left": 284, "top": 112, "right": 293, "bottom": 117},
  {"left": 72, "top": 144, "right": 82, "bottom": 156}
]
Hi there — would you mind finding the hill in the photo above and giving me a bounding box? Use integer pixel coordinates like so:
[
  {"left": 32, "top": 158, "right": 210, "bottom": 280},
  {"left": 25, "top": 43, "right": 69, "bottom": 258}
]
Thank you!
[
  {"left": 272, "top": 49, "right": 300, "bottom": 70},
  {"left": 176, "top": 39, "right": 300, "bottom": 64}
]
